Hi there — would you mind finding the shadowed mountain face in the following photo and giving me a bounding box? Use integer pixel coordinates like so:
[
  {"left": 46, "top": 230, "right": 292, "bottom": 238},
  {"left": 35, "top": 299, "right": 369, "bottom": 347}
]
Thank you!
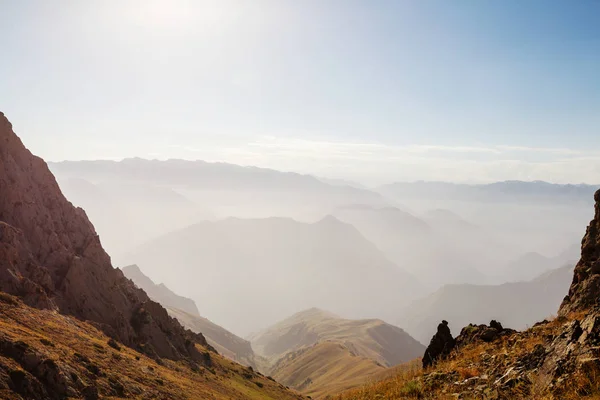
[
  {"left": 0, "top": 112, "right": 208, "bottom": 362},
  {"left": 122, "top": 217, "right": 422, "bottom": 336},
  {"left": 121, "top": 264, "right": 259, "bottom": 368},
  {"left": 397, "top": 265, "right": 575, "bottom": 344}
]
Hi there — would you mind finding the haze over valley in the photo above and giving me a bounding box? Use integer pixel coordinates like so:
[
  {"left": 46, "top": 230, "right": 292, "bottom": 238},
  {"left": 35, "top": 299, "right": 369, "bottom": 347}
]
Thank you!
[{"left": 2, "top": 1, "right": 600, "bottom": 399}]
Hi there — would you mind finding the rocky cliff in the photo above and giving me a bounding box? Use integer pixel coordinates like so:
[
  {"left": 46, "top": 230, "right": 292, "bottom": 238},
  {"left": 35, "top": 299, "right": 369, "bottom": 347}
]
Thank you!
[
  {"left": 0, "top": 112, "right": 208, "bottom": 362},
  {"left": 559, "top": 189, "right": 600, "bottom": 314}
]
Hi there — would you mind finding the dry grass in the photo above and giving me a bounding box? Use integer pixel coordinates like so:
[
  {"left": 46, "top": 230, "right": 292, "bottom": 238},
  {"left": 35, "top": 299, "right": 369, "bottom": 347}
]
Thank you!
[
  {"left": 0, "top": 294, "right": 304, "bottom": 400},
  {"left": 334, "top": 314, "right": 600, "bottom": 400}
]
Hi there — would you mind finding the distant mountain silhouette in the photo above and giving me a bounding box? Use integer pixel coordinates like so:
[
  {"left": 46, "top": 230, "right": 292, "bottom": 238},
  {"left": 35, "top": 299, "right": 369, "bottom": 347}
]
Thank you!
[
  {"left": 121, "top": 265, "right": 259, "bottom": 368},
  {"left": 397, "top": 265, "right": 574, "bottom": 344},
  {"left": 122, "top": 216, "right": 421, "bottom": 336},
  {"left": 56, "top": 177, "right": 214, "bottom": 256},
  {"left": 379, "top": 181, "right": 597, "bottom": 204}
]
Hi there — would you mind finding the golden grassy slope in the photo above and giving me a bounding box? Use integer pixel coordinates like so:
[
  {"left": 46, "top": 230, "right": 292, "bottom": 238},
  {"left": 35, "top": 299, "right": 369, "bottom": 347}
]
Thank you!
[
  {"left": 0, "top": 293, "right": 305, "bottom": 400},
  {"left": 251, "top": 308, "right": 424, "bottom": 368},
  {"left": 270, "top": 341, "right": 386, "bottom": 399}
]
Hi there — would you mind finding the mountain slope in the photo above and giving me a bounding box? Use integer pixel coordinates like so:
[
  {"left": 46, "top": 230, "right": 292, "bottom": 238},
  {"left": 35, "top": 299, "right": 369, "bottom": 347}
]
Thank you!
[
  {"left": 123, "top": 217, "right": 421, "bottom": 336},
  {"left": 0, "top": 111, "right": 207, "bottom": 361},
  {"left": 337, "top": 189, "right": 600, "bottom": 400},
  {"left": 332, "top": 205, "right": 507, "bottom": 287},
  {"left": 0, "top": 293, "right": 303, "bottom": 400},
  {"left": 122, "top": 265, "right": 200, "bottom": 317},
  {"left": 270, "top": 342, "right": 386, "bottom": 399},
  {"left": 251, "top": 308, "right": 424, "bottom": 368},
  {"left": 0, "top": 112, "right": 303, "bottom": 399},
  {"left": 121, "top": 264, "right": 259, "bottom": 369},
  {"left": 250, "top": 308, "right": 423, "bottom": 398},
  {"left": 398, "top": 265, "right": 574, "bottom": 344},
  {"left": 164, "top": 307, "right": 260, "bottom": 369}
]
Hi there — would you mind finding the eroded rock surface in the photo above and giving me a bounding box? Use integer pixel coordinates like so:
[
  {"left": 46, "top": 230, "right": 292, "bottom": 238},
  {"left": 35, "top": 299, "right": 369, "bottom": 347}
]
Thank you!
[{"left": 0, "top": 112, "right": 209, "bottom": 362}]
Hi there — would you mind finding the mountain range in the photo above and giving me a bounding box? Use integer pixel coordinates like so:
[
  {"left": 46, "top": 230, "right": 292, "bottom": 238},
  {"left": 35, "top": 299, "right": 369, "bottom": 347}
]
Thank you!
[
  {"left": 0, "top": 112, "right": 305, "bottom": 399},
  {"left": 397, "top": 264, "right": 575, "bottom": 344},
  {"left": 121, "top": 216, "right": 421, "bottom": 336}
]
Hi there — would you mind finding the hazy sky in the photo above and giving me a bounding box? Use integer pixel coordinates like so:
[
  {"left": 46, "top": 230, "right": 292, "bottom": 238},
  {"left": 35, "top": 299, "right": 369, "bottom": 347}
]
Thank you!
[{"left": 2, "top": 0, "right": 600, "bottom": 184}]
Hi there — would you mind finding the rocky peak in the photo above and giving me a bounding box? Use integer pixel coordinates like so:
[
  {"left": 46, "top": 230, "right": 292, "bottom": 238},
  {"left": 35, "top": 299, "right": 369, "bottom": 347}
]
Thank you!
[
  {"left": 0, "top": 112, "right": 209, "bottom": 362},
  {"left": 559, "top": 189, "right": 600, "bottom": 315}
]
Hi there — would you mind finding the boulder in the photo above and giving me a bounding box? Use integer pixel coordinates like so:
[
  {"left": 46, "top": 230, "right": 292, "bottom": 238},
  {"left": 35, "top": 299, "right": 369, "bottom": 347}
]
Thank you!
[{"left": 423, "top": 320, "right": 456, "bottom": 368}]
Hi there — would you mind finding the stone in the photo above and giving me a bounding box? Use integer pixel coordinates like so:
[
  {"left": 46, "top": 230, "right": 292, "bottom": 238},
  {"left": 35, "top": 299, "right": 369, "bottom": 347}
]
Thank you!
[{"left": 423, "top": 320, "right": 456, "bottom": 368}]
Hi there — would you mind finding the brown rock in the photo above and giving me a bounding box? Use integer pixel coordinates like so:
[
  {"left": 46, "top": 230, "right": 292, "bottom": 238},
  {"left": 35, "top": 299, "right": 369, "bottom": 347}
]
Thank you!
[
  {"left": 0, "top": 112, "right": 208, "bottom": 362},
  {"left": 423, "top": 320, "right": 455, "bottom": 368},
  {"left": 560, "top": 189, "right": 600, "bottom": 314}
]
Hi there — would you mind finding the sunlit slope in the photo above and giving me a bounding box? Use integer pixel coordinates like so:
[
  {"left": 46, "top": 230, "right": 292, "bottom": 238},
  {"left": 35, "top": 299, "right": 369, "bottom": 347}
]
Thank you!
[
  {"left": 0, "top": 293, "right": 304, "bottom": 400},
  {"left": 270, "top": 341, "right": 386, "bottom": 399}
]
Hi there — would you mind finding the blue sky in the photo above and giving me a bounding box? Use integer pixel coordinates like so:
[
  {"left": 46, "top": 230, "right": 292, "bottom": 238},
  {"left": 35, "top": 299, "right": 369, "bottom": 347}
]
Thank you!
[{"left": 1, "top": 0, "right": 599, "bottom": 184}]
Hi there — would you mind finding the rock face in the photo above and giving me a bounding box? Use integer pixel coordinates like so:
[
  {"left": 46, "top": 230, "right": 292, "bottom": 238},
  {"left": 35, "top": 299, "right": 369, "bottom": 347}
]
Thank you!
[
  {"left": 559, "top": 189, "right": 600, "bottom": 315},
  {"left": 422, "top": 320, "right": 455, "bottom": 368},
  {"left": 0, "top": 112, "right": 208, "bottom": 362},
  {"left": 455, "top": 320, "right": 516, "bottom": 348}
]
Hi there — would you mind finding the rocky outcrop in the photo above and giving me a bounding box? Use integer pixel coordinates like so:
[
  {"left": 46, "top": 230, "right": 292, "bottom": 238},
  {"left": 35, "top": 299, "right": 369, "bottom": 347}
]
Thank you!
[
  {"left": 455, "top": 320, "right": 516, "bottom": 348},
  {"left": 422, "top": 320, "right": 455, "bottom": 368},
  {"left": 0, "top": 112, "right": 208, "bottom": 362},
  {"left": 559, "top": 189, "right": 600, "bottom": 315}
]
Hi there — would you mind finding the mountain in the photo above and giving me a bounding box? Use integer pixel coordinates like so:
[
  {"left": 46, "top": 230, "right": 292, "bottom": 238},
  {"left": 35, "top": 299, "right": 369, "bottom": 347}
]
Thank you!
[
  {"left": 49, "top": 159, "right": 388, "bottom": 224},
  {"left": 0, "top": 112, "right": 302, "bottom": 399},
  {"left": 398, "top": 265, "right": 574, "bottom": 344},
  {"left": 122, "top": 264, "right": 259, "bottom": 368},
  {"left": 338, "top": 189, "right": 600, "bottom": 399},
  {"left": 269, "top": 342, "right": 386, "bottom": 399},
  {"left": 502, "top": 248, "right": 579, "bottom": 282},
  {"left": 164, "top": 307, "right": 260, "bottom": 370},
  {"left": 378, "top": 180, "right": 598, "bottom": 205},
  {"left": 122, "top": 216, "right": 422, "bottom": 336},
  {"left": 55, "top": 178, "right": 214, "bottom": 256},
  {"left": 250, "top": 308, "right": 423, "bottom": 398},
  {"left": 332, "top": 205, "right": 517, "bottom": 287},
  {"left": 0, "top": 293, "right": 304, "bottom": 400},
  {"left": 251, "top": 308, "right": 424, "bottom": 367},
  {"left": 122, "top": 265, "right": 200, "bottom": 316}
]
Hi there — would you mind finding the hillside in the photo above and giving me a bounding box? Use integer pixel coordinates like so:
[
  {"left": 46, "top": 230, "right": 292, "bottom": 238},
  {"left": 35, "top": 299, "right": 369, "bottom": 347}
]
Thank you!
[
  {"left": 122, "top": 217, "right": 421, "bottom": 336},
  {"left": 122, "top": 265, "right": 200, "bottom": 317},
  {"left": 121, "top": 265, "right": 259, "bottom": 368},
  {"left": 0, "top": 293, "right": 303, "bottom": 400},
  {"left": 251, "top": 308, "right": 424, "bottom": 368},
  {"left": 336, "top": 189, "right": 600, "bottom": 399},
  {"left": 270, "top": 342, "right": 386, "bottom": 399},
  {"left": 398, "top": 265, "right": 574, "bottom": 344},
  {"left": 165, "top": 307, "right": 260, "bottom": 370},
  {"left": 248, "top": 308, "right": 423, "bottom": 398},
  {"left": 0, "top": 112, "right": 303, "bottom": 399}
]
